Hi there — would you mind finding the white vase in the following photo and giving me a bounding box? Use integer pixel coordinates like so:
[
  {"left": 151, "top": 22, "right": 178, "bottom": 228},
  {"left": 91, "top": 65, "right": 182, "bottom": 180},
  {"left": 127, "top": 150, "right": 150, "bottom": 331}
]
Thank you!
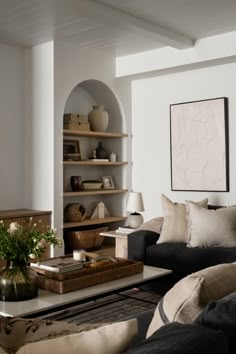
[{"left": 88, "top": 105, "right": 109, "bottom": 132}]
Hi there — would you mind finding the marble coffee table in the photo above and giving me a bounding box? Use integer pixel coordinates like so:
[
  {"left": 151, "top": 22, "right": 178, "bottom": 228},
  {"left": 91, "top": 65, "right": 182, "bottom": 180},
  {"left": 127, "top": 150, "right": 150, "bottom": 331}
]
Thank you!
[{"left": 0, "top": 265, "right": 172, "bottom": 318}]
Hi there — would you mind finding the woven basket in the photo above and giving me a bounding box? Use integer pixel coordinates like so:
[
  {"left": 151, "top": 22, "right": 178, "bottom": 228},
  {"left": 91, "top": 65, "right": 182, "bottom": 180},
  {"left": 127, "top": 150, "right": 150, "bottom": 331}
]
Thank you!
[{"left": 66, "top": 226, "right": 108, "bottom": 251}]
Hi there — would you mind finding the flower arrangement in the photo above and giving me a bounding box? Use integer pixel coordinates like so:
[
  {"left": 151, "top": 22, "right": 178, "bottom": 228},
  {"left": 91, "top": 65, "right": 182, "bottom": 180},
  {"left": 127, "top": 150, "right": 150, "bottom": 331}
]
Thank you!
[{"left": 0, "top": 218, "right": 62, "bottom": 264}]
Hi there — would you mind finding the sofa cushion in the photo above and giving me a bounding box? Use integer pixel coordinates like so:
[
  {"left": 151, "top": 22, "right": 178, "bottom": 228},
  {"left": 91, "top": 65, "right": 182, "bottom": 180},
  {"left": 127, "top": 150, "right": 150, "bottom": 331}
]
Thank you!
[
  {"left": 124, "top": 322, "right": 228, "bottom": 354},
  {"left": 157, "top": 194, "right": 208, "bottom": 244},
  {"left": 146, "top": 263, "right": 236, "bottom": 338},
  {"left": 3, "top": 319, "right": 137, "bottom": 354},
  {"left": 187, "top": 202, "right": 236, "bottom": 247},
  {"left": 136, "top": 217, "right": 163, "bottom": 234},
  {"left": 195, "top": 291, "right": 236, "bottom": 354},
  {"left": 146, "top": 242, "right": 236, "bottom": 275}
]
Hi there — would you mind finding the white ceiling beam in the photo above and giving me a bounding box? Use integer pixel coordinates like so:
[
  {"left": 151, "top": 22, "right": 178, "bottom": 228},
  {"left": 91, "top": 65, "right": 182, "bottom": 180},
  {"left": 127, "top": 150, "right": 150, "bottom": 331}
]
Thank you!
[{"left": 77, "top": 0, "right": 194, "bottom": 49}]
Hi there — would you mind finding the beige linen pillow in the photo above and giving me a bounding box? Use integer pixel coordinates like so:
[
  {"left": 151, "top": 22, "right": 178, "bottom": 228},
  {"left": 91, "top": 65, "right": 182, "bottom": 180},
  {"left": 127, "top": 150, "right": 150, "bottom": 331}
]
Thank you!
[
  {"left": 146, "top": 263, "right": 236, "bottom": 338},
  {"left": 136, "top": 217, "right": 164, "bottom": 234},
  {"left": 187, "top": 202, "right": 236, "bottom": 248},
  {"left": 157, "top": 194, "right": 208, "bottom": 243},
  {"left": 17, "top": 319, "right": 137, "bottom": 354}
]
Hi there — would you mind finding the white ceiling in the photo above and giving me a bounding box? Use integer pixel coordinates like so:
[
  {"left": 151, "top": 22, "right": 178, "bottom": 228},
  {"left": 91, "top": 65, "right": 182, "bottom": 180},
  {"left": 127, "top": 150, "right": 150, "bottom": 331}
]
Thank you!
[{"left": 0, "top": 0, "right": 236, "bottom": 57}]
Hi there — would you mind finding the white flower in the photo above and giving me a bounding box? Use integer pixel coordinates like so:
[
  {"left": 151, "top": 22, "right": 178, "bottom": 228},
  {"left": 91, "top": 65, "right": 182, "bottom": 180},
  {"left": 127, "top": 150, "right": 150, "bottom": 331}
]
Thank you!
[
  {"left": 8, "top": 222, "right": 18, "bottom": 233},
  {"left": 29, "top": 253, "right": 36, "bottom": 259}
]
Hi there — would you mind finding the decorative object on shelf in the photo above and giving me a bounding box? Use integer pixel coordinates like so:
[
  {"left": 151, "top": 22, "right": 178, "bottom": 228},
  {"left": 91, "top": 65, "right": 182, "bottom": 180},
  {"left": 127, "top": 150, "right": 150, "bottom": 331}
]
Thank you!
[
  {"left": 63, "top": 139, "right": 81, "bottom": 161},
  {"left": 88, "top": 104, "right": 109, "bottom": 132},
  {"left": 0, "top": 219, "right": 61, "bottom": 301},
  {"left": 70, "top": 176, "right": 82, "bottom": 191},
  {"left": 82, "top": 180, "right": 103, "bottom": 190},
  {"left": 90, "top": 201, "right": 110, "bottom": 219},
  {"left": 126, "top": 192, "right": 145, "bottom": 228},
  {"left": 64, "top": 203, "right": 86, "bottom": 222},
  {"left": 65, "top": 226, "right": 108, "bottom": 251},
  {"left": 64, "top": 113, "right": 90, "bottom": 131},
  {"left": 109, "top": 152, "right": 117, "bottom": 162},
  {"left": 170, "top": 97, "right": 229, "bottom": 191},
  {"left": 101, "top": 175, "right": 115, "bottom": 189},
  {"left": 95, "top": 141, "right": 108, "bottom": 159}
]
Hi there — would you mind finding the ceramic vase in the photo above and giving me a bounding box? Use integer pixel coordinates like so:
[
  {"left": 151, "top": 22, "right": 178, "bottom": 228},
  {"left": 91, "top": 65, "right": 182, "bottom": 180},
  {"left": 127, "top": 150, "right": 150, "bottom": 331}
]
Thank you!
[
  {"left": 0, "top": 261, "right": 38, "bottom": 301},
  {"left": 70, "top": 176, "right": 82, "bottom": 191},
  {"left": 96, "top": 142, "right": 107, "bottom": 159},
  {"left": 88, "top": 105, "right": 109, "bottom": 132}
]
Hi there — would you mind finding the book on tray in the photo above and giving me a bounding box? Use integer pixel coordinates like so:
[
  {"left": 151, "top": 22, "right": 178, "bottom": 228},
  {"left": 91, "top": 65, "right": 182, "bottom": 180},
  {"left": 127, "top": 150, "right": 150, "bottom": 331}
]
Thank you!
[{"left": 30, "top": 257, "right": 83, "bottom": 273}]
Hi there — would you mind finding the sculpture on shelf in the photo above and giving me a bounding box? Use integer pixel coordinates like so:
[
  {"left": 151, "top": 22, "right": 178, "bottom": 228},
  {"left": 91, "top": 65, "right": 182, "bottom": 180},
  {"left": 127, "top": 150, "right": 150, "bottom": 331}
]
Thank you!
[
  {"left": 64, "top": 203, "right": 86, "bottom": 222},
  {"left": 96, "top": 142, "right": 108, "bottom": 159},
  {"left": 88, "top": 104, "right": 109, "bottom": 132},
  {"left": 90, "top": 202, "right": 110, "bottom": 219}
]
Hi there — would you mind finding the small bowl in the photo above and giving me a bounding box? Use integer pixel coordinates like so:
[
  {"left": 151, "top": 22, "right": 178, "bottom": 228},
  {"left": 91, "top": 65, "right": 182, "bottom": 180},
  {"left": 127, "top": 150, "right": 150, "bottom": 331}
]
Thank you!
[{"left": 82, "top": 182, "right": 102, "bottom": 190}]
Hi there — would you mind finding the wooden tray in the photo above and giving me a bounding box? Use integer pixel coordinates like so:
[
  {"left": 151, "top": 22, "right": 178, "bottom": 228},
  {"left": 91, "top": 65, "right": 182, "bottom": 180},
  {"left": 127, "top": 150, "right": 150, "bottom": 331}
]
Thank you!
[{"left": 36, "top": 259, "right": 143, "bottom": 294}]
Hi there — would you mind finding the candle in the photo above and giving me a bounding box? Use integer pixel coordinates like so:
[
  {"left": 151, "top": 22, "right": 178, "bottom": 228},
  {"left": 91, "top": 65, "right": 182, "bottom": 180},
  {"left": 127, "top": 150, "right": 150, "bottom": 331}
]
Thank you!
[{"left": 73, "top": 249, "right": 86, "bottom": 261}]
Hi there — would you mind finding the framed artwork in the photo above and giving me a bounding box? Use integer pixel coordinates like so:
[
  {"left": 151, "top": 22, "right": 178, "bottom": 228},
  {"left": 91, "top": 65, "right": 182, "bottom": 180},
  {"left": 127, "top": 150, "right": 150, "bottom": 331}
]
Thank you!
[
  {"left": 101, "top": 176, "right": 115, "bottom": 189},
  {"left": 170, "top": 97, "right": 229, "bottom": 191},
  {"left": 63, "top": 140, "right": 81, "bottom": 161}
]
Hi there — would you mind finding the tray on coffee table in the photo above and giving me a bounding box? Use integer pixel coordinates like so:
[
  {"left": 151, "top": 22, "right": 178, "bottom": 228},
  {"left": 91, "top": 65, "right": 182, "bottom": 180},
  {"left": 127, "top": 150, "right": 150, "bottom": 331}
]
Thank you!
[{"left": 35, "top": 256, "right": 144, "bottom": 294}]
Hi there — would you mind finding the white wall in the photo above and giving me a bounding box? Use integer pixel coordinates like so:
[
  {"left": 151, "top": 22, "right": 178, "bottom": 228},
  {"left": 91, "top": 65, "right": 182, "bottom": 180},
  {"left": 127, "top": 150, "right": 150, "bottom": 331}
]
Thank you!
[
  {"left": 0, "top": 43, "right": 24, "bottom": 209},
  {"left": 24, "top": 42, "right": 54, "bottom": 213},
  {"left": 132, "top": 62, "right": 236, "bottom": 221}
]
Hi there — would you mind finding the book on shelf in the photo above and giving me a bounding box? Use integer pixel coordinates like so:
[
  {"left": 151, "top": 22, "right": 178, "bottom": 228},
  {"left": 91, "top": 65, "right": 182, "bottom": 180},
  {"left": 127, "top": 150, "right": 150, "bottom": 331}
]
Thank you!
[
  {"left": 30, "top": 257, "right": 83, "bottom": 273},
  {"left": 91, "top": 159, "right": 109, "bottom": 162},
  {"left": 116, "top": 226, "right": 137, "bottom": 234}
]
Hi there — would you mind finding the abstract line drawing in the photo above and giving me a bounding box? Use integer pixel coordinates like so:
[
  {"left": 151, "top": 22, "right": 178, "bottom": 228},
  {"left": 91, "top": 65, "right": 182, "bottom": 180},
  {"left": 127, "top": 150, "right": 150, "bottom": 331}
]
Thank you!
[{"left": 170, "top": 97, "right": 229, "bottom": 191}]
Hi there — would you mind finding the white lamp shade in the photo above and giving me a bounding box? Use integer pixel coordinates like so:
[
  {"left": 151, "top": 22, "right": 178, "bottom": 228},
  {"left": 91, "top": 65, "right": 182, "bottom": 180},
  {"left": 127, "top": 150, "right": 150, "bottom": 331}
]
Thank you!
[{"left": 127, "top": 192, "right": 144, "bottom": 212}]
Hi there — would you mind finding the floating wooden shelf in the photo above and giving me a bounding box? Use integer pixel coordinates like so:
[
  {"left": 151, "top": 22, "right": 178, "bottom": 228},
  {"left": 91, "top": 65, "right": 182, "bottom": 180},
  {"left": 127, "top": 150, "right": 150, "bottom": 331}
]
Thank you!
[
  {"left": 63, "top": 161, "right": 128, "bottom": 166},
  {"left": 63, "top": 130, "right": 128, "bottom": 138},
  {"left": 63, "top": 189, "right": 128, "bottom": 197},
  {"left": 63, "top": 216, "right": 127, "bottom": 229}
]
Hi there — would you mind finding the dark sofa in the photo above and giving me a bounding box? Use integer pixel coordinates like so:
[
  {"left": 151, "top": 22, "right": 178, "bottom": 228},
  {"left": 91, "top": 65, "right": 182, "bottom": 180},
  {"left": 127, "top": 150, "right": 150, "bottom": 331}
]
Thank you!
[
  {"left": 123, "top": 291, "right": 236, "bottom": 354},
  {"left": 128, "top": 229, "right": 236, "bottom": 291}
]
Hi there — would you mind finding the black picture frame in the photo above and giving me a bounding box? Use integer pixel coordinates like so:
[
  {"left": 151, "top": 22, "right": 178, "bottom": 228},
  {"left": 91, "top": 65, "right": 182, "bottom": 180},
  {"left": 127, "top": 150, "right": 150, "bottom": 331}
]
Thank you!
[{"left": 170, "top": 97, "right": 229, "bottom": 192}]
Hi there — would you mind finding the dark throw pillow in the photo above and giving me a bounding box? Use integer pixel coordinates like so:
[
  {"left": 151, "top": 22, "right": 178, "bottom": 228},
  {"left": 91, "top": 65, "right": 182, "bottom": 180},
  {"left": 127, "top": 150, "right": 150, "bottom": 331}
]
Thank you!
[
  {"left": 124, "top": 322, "right": 229, "bottom": 354},
  {"left": 195, "top": 291, "right": 236, "bottom": 354}
]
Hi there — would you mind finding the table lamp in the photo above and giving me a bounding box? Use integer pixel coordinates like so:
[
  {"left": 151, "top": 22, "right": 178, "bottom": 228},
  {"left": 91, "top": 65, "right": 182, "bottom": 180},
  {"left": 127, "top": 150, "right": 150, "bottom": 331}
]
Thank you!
[{"left": 126, "top": 192, "right": 145, "bottom": 228}]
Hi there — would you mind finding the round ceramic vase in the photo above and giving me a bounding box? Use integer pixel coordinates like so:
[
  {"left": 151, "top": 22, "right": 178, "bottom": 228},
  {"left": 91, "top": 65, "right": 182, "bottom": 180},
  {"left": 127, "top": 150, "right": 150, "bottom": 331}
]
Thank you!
[{"left": 88, "top": 105, "right": 109, "bottom": 132}]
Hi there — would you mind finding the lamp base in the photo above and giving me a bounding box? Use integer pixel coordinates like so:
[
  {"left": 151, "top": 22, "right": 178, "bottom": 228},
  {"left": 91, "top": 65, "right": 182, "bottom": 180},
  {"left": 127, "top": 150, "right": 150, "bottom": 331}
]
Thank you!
[{"left": 127, "top": 213, "right": 144, "bottom": 229}]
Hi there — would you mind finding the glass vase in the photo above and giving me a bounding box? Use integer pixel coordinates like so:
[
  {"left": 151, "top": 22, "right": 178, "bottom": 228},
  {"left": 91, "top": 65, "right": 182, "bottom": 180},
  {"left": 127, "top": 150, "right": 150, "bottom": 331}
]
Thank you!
[{"left": 0, "top": 260, "right": 38, "bottom": 301}]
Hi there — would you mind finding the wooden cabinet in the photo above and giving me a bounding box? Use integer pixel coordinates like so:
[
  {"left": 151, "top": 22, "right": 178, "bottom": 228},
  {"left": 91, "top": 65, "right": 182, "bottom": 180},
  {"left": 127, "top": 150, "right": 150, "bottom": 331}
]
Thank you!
[{"left": 0, "top": 209, "right": 52, "bottom": 269}]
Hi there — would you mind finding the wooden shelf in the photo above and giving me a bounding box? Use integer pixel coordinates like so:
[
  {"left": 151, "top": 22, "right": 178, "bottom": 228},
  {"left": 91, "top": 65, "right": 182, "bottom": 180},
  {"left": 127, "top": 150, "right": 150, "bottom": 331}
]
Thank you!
[
  {"left": 63, "top": 161, "right": 128, "bottom": 166},
  {"left": 63, "top": 130, "right": 128, "bottom": 138},
  {"left": 63, "top": 216, "right": 127, "bottom": 229},
  {"left": 63, "top": 189, "right": 128, "bottom": 197}
]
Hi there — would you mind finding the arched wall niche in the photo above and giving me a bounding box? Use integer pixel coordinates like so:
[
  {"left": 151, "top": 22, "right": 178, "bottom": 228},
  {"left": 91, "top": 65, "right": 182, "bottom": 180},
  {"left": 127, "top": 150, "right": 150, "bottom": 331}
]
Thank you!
[
  {"left": 64, "top": 79, "right": 126, "bottom": 133},
  {"left": 62, "top": 78, "right": 128, "bottom": 247}
]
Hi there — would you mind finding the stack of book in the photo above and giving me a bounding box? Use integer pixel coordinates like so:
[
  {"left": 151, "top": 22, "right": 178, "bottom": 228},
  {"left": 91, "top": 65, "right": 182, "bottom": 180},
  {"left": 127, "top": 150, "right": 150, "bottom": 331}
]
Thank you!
[
  {"left": 30, "top": 257, "right": 84, "bottom": 274},
  {"left": 116, "top": 226, "right": 137, "bottom": 234}
]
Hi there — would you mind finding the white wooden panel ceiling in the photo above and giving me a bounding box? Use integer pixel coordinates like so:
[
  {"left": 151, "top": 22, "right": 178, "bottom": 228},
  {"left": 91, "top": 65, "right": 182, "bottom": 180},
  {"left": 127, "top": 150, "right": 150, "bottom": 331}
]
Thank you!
[{"left": 0, "top": 0, "right": 236, "bottom": 56}]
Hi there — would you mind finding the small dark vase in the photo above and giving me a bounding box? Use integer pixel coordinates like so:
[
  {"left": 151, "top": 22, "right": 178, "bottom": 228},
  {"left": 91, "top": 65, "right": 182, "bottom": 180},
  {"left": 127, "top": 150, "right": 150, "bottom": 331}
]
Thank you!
[
  {"left": 96, "top": 142, "right": 107, "bottom": 159},
  {"left": 0, "top": 261, "right": 38, "bottom": 301},
  {"left": 70, "top": 176, "right": 82, "bottom": 191}
]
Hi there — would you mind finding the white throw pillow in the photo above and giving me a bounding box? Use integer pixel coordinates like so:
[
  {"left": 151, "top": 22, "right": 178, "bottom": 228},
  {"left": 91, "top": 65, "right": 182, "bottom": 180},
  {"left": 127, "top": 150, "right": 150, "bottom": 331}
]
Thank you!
[
  {"left": 16, "top": 319, "right": 137, "bottom": 354},
  {"left": 187, "top": 202, "right": 236, "bottom": 248},
  {"left": 157, "top": 194, "right": 208, "bottom": 243}
]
